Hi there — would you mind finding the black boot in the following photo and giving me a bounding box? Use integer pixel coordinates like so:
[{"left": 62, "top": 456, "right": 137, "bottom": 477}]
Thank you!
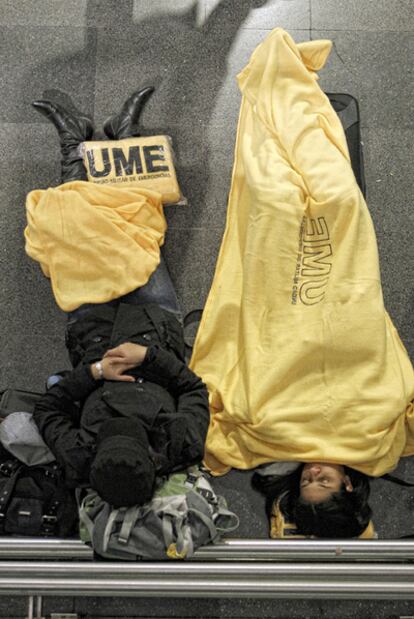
[
  {"left": 32, "top": 100, "right": 94, "bottom": 184},
  {"left": 103, "top": 87, "right": 155, "bottom": 140}
]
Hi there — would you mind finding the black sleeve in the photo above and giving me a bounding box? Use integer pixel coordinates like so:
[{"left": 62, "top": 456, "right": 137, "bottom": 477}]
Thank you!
[
  {"left": 141, "top": 347, "right": 210, "bottom": 471},
  {"left": 33, "top": 364, "right": 99, "bottom": 486}
]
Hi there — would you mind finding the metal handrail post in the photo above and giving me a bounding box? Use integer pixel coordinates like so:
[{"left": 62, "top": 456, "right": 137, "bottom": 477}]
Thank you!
[
  {"left": 35, "top": 596, "right": 43, "bottom": 619},
  {"left": 27, "top": 596, "right": 34, "bottom": 619}
]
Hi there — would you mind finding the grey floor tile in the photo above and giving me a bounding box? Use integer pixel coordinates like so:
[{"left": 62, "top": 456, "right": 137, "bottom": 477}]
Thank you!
[
  {"left": 371, "top": 457, "right": 414, "bottom": 539},
  {"left": 75, "top": 596, "right": 222, "bottom": 617},
  {"left": 0, "top": 326, "right": 68, "bottom": 394},
  {"left": 204, "top": 0, "right": 311, "bottom": 30},
  {"left": 219, "top": 598, "right": 414, "bottom": 618},
  {"left": 133, "top": 0, "right": 207, "bottom": 27},
  {"left": 86, "top": 0, "right": 205, "bottom": 29},
  {"left": 0, "top": 26, "right": 97, "bottom": 123},
  {"left": 0, "top": 0, "right": 88, "bottom": 26},
  {"left": 92, "top": 5, "right": 276, "bottom": 127},
  {"left": 313, "top": 29, "right": 414, "bottom": 128},
  {"left": 0, "top": 264, "right": 68, "bottom": 392},
  {"left": 0, "top": 123, "right": 68, "bottom": 391},
  {"left": 74, "top": 596, "right": 414, "bottom": 618},
  {"left": 101, "top": 0, "right": 312, "bottom": 31},
  {"left": 0, "top": 597, "right": 27, "bottom": 618},
  {"left": 312, "top": 0, "right": 414, "bottom": 32},
  {"left": 363, "top": 127, "right": 414, "bottom": 358},
  {"left": 0, "top": 123, "right": 60, "bottom": 194},
  {"left": 42, "top": 597, "right": 76, "bottom": 615}
]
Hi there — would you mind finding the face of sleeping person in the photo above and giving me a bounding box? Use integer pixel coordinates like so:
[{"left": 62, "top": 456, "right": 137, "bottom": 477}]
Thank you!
[{"left": 300, "top": 463, "right": 353, "bottom": 503}]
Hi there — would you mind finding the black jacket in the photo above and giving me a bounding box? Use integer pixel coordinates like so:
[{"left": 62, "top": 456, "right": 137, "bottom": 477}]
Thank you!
[{"left": 33, "top": 303, "right": 210, "bottom": 487}]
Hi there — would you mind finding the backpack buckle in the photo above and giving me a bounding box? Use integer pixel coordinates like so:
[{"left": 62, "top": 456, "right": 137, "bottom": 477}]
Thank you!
[
  {"left": 42, "top": 514, "right": 58, "bottom": 536},
  {"left": 42, "top": 515, "right": 57, "bottom": 524}
]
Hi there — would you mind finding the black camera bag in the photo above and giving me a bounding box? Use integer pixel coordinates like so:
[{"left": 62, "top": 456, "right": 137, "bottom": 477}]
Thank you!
[{"left": 0, "top": 388, "right": 78, "bottom": 537}]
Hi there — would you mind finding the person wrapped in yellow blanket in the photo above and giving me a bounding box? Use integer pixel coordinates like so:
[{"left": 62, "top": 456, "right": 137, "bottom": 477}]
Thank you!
[
  {"left": 190, "top": 29, "right": 414, "bottom": 538},
  {"left": 25, "top": 91, "right": 210, "bottom": 509}
]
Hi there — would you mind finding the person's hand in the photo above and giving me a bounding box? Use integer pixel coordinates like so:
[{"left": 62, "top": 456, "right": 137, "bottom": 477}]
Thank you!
[
  {"left": 90, "top": 355, "right": 136, "bottom": 382},
  {"left": 90, "top": 343, "right": 148, "bottom": 382},
  {"left": 104, "top": 342, "right": 148, "bottom": 367}
]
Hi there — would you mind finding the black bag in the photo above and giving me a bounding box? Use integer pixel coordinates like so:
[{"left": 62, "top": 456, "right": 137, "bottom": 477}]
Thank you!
[
  {"left": 0, "top": 458, "right": 78, "bottom": 537},
  {"left": 326, "top": 93, "right": 366, "bottom": 197},
  {"left": 0, "top": 388, "right": 78, "bottom": 537},
  {"left": 0, "top": 388, "right": 42, "bottom": 419}
]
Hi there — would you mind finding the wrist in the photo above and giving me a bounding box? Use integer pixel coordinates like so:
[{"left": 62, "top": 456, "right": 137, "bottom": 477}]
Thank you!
[
  {"left": 140, "top": 345, "right": 155, "bottom": 367},
  {"left": 90, "top": 361, "right": 104, "bottom": 381}
]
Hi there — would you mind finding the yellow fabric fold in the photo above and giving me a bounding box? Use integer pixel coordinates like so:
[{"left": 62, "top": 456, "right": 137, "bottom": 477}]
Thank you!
[
  {"left": 190, "top": 28, "right": 414, "bottom": 477},
  {"left": 25, "top": 181, "right": 166, "bottom": 311}
]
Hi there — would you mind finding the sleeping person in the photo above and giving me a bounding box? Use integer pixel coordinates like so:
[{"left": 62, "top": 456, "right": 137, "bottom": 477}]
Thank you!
[
  {"left": 26, "top": 90, "right": 210, "bottom": 508},
  {"left": 189, "top": 29, "right": 414, "bottom": 538}
]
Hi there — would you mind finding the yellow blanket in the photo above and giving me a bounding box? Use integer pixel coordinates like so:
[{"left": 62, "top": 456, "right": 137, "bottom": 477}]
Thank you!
[
  {"left": 190, "top": 29, "right": 414, "bottom": 477},
  {"left": 25, "top": 181, "right": 166, "bottom": 311}
]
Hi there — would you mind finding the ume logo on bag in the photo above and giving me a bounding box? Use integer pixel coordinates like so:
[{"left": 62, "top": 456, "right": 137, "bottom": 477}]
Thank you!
[
  {"left": 81, "top": 135, "right": 183, "bottom": 205},
  {"left": 86, "top": 144, "right": 169, "bottom": 179}
]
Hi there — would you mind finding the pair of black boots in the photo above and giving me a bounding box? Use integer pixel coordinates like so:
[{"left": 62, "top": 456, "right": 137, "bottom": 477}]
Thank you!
[{"left": 32, "top": 87, "right": 154, "bottom": 184}]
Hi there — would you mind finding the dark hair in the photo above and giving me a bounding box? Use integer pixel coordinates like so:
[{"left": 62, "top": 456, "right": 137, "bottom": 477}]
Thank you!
[{"left": 253, "top": 464, "right": 372, "bottom": 538}]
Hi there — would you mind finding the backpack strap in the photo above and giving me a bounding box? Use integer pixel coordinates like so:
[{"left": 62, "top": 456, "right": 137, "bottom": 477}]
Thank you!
[
  {"left": 161, "top": 510, "right": 175, "bottom": 550},
  {"left": 102, "top": 508, "right": 120, "bottom": 553},
  {"left": 40, "top": 464, "right": 68, "bottom": 537},
  {"left": 78, "top": 494, "right": 96, "bottom": 542},
  {"left": 117, "top": 506, "right": 140, "bottom": 545},
  {"left": 161, "top": 505, "right": 193, "bottom": 558},
  {"left": 187, "top": 503, "right": 218, "bottom": 542},
  {"left": 213, "top": 498, "right": 240, "bottom": 534}
]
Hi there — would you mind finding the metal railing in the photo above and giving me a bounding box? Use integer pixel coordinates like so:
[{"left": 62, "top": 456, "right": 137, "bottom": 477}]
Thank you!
[
  {"left": 2, "top": 559, "right": 414, "bottom": 599},
  {"left": 0, "top": 537, "right": 414, "bottom": 562},
  {"left": 2, "top": 538, "right": 414, "bottom": 610}
]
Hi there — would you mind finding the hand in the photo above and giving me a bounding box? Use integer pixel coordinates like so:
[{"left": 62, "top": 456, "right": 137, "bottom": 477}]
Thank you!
[
  {"left": 103, "top": 342, "right": 148, "bottom": 367},
  {"left": 90, "top": 355, "right": 137, "bottom": 383}
]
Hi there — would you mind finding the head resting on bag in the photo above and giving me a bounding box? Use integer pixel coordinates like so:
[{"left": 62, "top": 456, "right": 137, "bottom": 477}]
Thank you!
[{"left": 90, "top": 418, "right": 155, "bottom": 507}]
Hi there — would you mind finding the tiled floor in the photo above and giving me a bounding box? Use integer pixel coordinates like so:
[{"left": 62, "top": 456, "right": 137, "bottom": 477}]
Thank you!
[{"left": 0, "top": 1, "right": 413, "bottom": 617}]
